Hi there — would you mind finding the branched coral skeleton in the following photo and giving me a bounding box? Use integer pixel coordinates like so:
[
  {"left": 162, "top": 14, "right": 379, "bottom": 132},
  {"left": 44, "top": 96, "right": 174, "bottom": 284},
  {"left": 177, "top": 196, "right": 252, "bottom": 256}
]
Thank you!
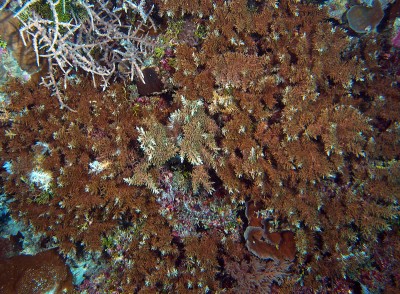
[{"left": 1, "top": 0, "right": 156, "bottom": 110}]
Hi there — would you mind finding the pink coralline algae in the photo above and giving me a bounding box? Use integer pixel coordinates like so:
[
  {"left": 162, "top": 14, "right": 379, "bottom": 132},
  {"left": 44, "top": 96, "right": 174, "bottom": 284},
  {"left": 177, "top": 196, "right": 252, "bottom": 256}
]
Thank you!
[
  {"left": 392, "top": 29, "right": 400, "bottom": 48},
  {"left": 156, "top": 168, "right": 240, "bottom": 238}
]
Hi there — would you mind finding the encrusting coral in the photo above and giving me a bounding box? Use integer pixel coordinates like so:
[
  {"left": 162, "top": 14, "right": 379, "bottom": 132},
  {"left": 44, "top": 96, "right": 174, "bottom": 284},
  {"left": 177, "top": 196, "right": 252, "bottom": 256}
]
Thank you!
[
  {"left": 244, "top": 201, "right": 296, "bottom": 263},
  {"left": 0, "top": 0, "right": 399, "bottom": 292},
  {"left": 0, "top": 249, "right": 73, "bottom": 293}
]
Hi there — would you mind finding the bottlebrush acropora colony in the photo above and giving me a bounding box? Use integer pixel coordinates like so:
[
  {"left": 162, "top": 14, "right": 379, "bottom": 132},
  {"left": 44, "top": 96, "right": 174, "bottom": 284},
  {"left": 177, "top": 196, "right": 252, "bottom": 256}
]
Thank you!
[{"left": 0, "top": 0, "right": 399, "bottom": 293}]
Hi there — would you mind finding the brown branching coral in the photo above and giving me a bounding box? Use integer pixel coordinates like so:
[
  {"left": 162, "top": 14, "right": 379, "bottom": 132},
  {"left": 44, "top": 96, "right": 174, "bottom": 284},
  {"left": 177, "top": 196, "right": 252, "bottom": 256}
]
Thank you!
[
  {"left": 0, "top": 75, "right": 238, "bottom": 292},
  {"left": 163, "top": 0, "right": 400, "bottom": 290},
  {"left": 0, "top": 77, "right": 152, "bottom": 252},
  {"left": 155, "top": 0, "right": 214, "bottom": 16},
  {"left": 225, "top": 255, "right": 292, "bottom": 294},
  {"left": 124, "top": 95, "right": 220, "bottom": 193},
  {"left": 0, "top": 0, "right": 399, "bottom": 292}
]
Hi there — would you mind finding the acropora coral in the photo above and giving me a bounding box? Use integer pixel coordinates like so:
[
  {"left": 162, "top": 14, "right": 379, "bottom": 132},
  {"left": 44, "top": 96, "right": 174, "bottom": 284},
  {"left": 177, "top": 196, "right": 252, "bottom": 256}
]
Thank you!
[{"left": 0, "top": 0, "right": 399, "bottom": 292}]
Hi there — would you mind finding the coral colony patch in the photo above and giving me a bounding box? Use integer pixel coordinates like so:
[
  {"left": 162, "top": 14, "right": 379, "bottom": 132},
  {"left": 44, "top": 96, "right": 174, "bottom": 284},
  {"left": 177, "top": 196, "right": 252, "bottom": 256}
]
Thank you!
[{"left": 0, "top": 0, "right": 399, "bottom": 293}]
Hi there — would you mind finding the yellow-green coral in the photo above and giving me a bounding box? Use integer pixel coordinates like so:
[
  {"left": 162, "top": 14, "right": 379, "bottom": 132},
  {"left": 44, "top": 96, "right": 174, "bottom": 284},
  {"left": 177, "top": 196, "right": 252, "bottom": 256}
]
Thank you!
[{"left": 0, "top": 35, "right": 7, "bottom": 49}]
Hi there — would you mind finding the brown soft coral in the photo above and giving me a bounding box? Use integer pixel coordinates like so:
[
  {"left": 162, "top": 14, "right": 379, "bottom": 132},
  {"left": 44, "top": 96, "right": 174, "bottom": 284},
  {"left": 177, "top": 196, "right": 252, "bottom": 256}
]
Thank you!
[{"left": 0, "top": 78, "right": 157, "bottom": 252}]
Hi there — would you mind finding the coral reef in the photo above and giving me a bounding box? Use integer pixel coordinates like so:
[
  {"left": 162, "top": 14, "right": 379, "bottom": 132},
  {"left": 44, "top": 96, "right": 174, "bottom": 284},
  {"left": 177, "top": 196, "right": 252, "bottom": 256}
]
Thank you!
[{"left": 0, "top": 0, "right": 399, "bottom": 292}]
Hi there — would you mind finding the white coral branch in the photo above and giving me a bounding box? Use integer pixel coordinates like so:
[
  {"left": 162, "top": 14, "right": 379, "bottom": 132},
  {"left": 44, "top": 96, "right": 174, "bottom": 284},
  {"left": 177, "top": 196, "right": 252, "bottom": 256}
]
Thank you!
[{"left": 9, "top": 0, "right": 156, "bottom": 110}]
